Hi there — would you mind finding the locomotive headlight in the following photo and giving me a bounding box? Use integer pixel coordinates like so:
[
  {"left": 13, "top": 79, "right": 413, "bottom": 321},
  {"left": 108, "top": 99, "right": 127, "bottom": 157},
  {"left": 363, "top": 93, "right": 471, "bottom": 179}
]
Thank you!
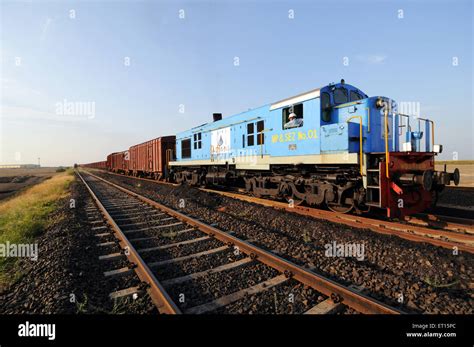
[
  {"left": 376, "top": 97, "right": 391, "bottom": 116},
  {"left": 375, "top": 98, "right": 385, "bottom": 109}
]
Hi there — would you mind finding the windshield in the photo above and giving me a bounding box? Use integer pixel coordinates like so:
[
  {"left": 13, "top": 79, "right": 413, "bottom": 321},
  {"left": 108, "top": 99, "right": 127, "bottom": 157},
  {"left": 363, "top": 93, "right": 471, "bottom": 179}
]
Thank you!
[{"left": 333, "top": 87, "right": 348, "bottom": 104}]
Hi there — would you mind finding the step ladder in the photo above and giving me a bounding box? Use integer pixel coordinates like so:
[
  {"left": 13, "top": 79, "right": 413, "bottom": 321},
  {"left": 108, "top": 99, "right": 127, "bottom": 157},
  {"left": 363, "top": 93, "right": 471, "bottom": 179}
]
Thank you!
[{"left": 365, "top": 163, "right": 381, "bottom": 207}]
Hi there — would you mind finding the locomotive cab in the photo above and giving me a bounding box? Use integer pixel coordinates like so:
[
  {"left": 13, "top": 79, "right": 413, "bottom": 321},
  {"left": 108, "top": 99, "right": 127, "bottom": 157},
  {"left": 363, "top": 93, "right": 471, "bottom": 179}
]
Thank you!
[
  {"left": 318, "top": 80, "right": 459, "bottom": 217},
  {"left": 320, "top": 80, "right": 368, "bottom": 124}
]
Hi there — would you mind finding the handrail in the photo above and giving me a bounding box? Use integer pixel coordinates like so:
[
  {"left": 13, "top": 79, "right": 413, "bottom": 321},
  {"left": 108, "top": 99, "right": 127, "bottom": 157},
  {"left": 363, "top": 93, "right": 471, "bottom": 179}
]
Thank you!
[
  {"left": 397, "top": 114, "right": 410, "bottom": 136},
  {"left": 384, "top": 107, "right": 390, "bottom": 178},
  {"left": 346, "top": 116, "right": 364, "bottom": 175},
  {"left": 365, "top": 107, "right": 370, "bottom": 132},
  {"left": 259, "top": 128, "right": 271, "bottom": 158},
  {"left": 417, "top": 117, "right": 435, "bottom": 151},
  {"left": 333, "top": 100, "right": 363, "bottom": 109}
]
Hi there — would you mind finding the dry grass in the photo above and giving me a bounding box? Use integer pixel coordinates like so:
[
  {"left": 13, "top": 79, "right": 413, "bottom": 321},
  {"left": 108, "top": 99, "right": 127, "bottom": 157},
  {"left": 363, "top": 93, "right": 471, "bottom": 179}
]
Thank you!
[
  {"left": 436, "top": 160, "right": 474, "bottom": 165},
  {"left": 0, "top": 169, "right": 74, "bottom": 285}
]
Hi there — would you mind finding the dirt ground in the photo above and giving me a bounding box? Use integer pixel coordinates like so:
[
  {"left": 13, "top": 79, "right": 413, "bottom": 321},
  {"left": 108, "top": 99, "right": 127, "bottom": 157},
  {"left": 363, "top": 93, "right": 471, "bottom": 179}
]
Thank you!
[
  {"left": 0, "top": 168, "right": 61, "bottom": 201},
  {"left": 436, "top": 163, "right": 474, "bottom": 187}
]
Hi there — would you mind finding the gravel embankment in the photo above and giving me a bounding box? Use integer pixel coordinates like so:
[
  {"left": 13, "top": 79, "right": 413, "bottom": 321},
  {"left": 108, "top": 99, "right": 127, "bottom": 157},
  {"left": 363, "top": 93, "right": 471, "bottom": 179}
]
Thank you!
[{"left": 0, "top": 178, "right": 157, "bottom": 314}]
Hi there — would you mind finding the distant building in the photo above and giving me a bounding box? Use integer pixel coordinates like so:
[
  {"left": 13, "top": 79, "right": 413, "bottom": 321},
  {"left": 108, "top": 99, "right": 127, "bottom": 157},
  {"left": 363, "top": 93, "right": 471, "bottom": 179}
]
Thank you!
[{"left": 0, "top": 164, "right": 41, "bottom": 169}]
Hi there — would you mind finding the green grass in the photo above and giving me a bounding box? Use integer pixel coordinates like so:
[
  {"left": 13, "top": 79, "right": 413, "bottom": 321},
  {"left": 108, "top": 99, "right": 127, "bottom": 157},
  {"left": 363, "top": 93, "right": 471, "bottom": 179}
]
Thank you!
[{"left": 0, "top": 170, "right": 74, "bottom": 286}]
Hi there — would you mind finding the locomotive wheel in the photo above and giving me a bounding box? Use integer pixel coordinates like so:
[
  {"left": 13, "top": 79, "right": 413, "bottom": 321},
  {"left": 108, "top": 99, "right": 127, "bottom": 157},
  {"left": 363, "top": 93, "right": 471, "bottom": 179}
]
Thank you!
[
  {"left": 245, "top": 178, "right": 257, "bottom": 195},
  {"left": 326, "top": 192, "right": 354, "bottom": 213},
  {"left": 248, "top": 178, "right": 262, "bottom": 198},
  {"left": 326, "top": 201, "right": 354, "bottom": 213},
  {"left": 285, "top": 183, "right": 305, "bottom": 206}
]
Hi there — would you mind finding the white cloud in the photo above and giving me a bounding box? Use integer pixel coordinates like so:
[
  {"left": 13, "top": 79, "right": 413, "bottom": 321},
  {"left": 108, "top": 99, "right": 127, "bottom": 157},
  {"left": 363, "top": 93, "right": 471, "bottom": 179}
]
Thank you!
[{"left": 1, "top": 78, "right": 42, "bottom": 101}]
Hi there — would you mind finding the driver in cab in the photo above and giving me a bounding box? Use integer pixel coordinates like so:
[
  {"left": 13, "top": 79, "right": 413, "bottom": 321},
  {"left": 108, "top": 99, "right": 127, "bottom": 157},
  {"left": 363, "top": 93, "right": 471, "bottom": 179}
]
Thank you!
[{"left": 284, "top": 112, "right": 303, "bottom": 129}]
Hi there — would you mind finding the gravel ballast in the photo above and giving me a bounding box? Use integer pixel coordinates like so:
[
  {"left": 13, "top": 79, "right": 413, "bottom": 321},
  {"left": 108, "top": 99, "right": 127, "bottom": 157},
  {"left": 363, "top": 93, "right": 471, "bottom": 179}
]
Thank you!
[{"left": 93, "top": 171, "right": 474, "bottom": 314}]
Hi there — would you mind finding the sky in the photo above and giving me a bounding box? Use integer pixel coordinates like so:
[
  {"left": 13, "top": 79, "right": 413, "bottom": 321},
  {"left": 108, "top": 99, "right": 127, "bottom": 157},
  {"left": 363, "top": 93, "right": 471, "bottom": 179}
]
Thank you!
[{"left": 0, "top": 0, "right": 472, "bottom": 166}]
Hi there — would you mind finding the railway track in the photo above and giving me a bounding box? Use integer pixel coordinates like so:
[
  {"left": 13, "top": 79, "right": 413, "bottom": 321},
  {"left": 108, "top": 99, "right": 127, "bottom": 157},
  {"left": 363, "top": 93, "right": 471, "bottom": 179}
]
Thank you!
[
  {"left": 77, "top": 169, "right": 402, "bottom": 315},
  {"left": 405, "top": 213, "right": 473, "bottom": 234},
  {"left": 199, "top": 189, "right": 474, "bottom": 253},
  {"left": 441, "top": 186, "right": 474, "bottom": 191},
  {"left": 92, "top": 170, "right": 474, "bottom": 254}
]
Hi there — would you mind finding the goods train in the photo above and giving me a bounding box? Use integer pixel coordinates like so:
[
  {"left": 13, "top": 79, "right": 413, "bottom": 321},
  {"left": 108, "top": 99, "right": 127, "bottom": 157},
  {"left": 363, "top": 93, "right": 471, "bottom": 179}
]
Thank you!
[{"left": 79, "top": 80, "right": 460, "bottom": 218}]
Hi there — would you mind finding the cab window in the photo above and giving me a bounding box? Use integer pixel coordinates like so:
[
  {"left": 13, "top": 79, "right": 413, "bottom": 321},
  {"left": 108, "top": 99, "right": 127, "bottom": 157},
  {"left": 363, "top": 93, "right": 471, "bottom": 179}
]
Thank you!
[
  {"left": 193, "top": 132, "right": 202, "bottom": 149},
  {"left": 181, "top": 139, "right": 191, "bottom": 158},
  {"left": 334, "top": 88, "right": 348, "bottom": 104},
  {"left": 350, "top": 90, "right": 363, "bottom": 101},
  {"left": 321, "top": 92, "right": 331, "bottom": 122},
  {"left": 282, "top": 103, "right": 303, "bottom": 129},
  {"left": 247, "top": 123, "right": 254, "bottom": 146},
  {"left": 256, "top": 120, "right": 265, "bottom": 145}
]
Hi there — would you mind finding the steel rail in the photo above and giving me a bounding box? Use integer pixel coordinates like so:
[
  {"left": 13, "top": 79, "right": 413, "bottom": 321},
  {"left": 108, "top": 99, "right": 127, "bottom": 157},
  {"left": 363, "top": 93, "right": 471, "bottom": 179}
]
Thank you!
[
  {"left": 198, "top": 188, "right": 474, "bottom": 253},
  {"left": 406, "top": 214, "right": 474, "bottom": 234},
  {"left": 88, "top": 169, "right": 474, "bottom": 252},
  {"left": 443, "top": 186, "right": 474, "bottom": 191},
  {"left": 76, "top": 170, "right": 181, "bottom": 314},
  {"left": 82, "top": 169, "right": 402, "bottom": 315}
]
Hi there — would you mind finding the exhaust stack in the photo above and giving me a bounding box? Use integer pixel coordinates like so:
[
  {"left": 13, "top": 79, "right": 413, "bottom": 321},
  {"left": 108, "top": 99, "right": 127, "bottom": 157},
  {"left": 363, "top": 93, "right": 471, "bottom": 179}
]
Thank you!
[{"left": 213, "top": 113, "right": 222, "bottom": 122}]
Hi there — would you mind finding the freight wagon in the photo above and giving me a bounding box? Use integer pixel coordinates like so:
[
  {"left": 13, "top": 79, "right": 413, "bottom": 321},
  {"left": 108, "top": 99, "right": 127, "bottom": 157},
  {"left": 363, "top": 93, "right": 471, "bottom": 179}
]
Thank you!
[
  {"left": 129, "top": 136, "right": 175, "bottom": 179},
  {"left": 79, "top": 161, "right": 107, "bottom": 169},
  {"left": 107, "top": 151, "right": 129, "bottom": 174}
]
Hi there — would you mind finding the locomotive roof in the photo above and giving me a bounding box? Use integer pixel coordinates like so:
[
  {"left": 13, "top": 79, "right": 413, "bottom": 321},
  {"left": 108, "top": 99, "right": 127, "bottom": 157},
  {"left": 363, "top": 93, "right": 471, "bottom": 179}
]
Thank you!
[
  {"left": 270, "top": 87, "right": 321, "bottom": 111},
  {"left": 185, "top": 82, "right": 362, "bottom": 134}
]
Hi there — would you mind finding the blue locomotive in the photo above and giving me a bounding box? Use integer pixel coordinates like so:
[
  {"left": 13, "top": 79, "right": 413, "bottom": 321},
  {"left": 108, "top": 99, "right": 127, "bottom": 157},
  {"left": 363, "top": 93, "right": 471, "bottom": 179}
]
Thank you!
[{"left": 169, "top": 80, "right": 459, "bottom": 217}]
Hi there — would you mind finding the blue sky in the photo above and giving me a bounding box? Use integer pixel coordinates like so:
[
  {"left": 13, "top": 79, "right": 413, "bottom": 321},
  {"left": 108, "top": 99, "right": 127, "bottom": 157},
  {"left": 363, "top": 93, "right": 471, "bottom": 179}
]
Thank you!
[{"left": 1, "top": 0, "right": 472, "bottom": 166}]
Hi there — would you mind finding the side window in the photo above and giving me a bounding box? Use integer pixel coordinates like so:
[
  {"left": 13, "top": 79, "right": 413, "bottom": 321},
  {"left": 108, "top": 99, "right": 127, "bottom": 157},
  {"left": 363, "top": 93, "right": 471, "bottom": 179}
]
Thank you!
[
  {"left": 350, "top": 90, "right": 363, "bottom": 101},
  {"left": 334, "top": 88, "right": 348, "bottom": 104},
  {"left": 282, "top": 103, "right": 303, "bottom": 129},
  {"left": 256, "top": 120, "right": 264, "bottom": 145},
  {"left": 181, "top": 139, "right": 191, "bottom": 158},
  {"left": 321, "top": 92, "right": 331, "bottom": 122},
  {"left": 193, "top": 133, "right": 202, "bottom": 150},
  {"left": 247, "top": 123, "right": 254, "bottom": 146}
]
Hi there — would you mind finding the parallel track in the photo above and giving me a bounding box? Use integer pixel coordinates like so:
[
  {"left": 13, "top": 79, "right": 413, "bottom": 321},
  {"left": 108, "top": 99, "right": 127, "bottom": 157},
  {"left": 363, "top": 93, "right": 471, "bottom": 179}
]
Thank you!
[
  {"left": 199, "top": 189, "right": 474, "bottom": 253},
  {"left": 77, "top": 169, "right": 402, "bottom": 315},
  {"left": 92, "top": 170, "right": 474, "bottom": 254}
]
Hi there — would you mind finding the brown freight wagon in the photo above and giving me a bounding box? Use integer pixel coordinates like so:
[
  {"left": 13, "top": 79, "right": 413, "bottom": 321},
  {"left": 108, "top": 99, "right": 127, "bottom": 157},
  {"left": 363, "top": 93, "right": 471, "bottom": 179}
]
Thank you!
[
  {"left": 129, "top": 136, "right": 175, "bottom": 179},
  {"left": 106, "top": 153, "right": 113, "bottom": 171},
  {"left": 92, "top": 161, "right": 106, "bottom": 169},
  {"left": 80, "top": 161, "right": 107, "bottom": 169},
  {"left": 107, "top": 151, "right": 129, "bottom": 174}
]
